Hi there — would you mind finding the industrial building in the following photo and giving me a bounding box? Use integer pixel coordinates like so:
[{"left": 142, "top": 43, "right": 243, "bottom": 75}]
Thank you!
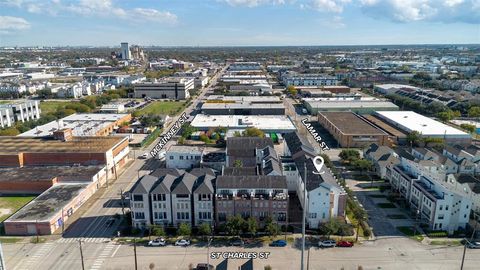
[
  {"left": 318, "top": 112, "right": 390, "bottom": 147},
  {"left": 0, "top": 100, "right": 41, "bottom": 128},
  {"left": 190, "top": 114, "right": 296, "bottom": 133},
  {"left": 281, "top": 73, "right": 337, "bottom": 87},
  {"left": 19, "top": 113, "right": 132, "bottom": 137},
  {"left": 303, "top": 97, "right": 399, "bottom": 114},
  {"left": 0, "top": 134, "right": 130, "bottom": 235},
  {"left": 298, "top": 86, "right": 351, "bottom": 97},
  {"left": 201, "top": 96, "right": 284, "bottom": 115},
  {"left": 373, "top": 111, "right": 471, "bottom": 144},
  {"left": 133, "top": 78, "right": 194, "bottom": 99}
]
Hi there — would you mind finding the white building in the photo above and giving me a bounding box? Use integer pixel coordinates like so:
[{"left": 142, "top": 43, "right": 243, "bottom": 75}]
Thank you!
[
  {"left": 282, "top": 73, "right": 338, "bottom": 87},
  {"left": 374, "top": 111, "right": 471, "bottom": 144},
  {"left": 133, "top": 78, "right": 194, "bottom": 100},
  {"left": 166, "top": 145, "right": 203, "bottom": 169},
  {"left": 0, "top": 100, "right": 41, "bottom": 128},
  {"left": 121, "top": 42, "right": 130, "bottom": 60}
]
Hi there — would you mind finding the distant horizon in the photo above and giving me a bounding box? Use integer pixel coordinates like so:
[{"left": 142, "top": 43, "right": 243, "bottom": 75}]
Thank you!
[
  {"left": 1, "top": 1, "right": 479, "bottom": 46},
  {"left": 1, "top": 43, "right": 479, "bottom": 49}
]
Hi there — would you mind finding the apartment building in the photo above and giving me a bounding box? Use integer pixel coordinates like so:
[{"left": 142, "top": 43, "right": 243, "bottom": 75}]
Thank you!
[
  {"left": 388, "top": 162, "right": 471, "bottom": 234},
  {"left": 133, "top": 78, "right": 194, "bottom": 99},
  {"left": 281, "top": 73, "right": 338, "bottom": 87},
  {"left": 445, "top": 174, "right": 480, "bottom": 214},
  {"left": 0, "top": 100, "right": 41, "bottom": 128},
  {"left": 166, "top": 145, "right": 203, "bottom": 169},
  {"left": 283, "top": 132, "right": 347, "bottom": 228},
  {"left": 364, "top": 144, "right": 401, "bottom": 179},
  {"left": 215, "top": 175, "right": 288, "bottom": 225},
  {"left": 129, "top": 168, "right": 215, "bottom": 229}
]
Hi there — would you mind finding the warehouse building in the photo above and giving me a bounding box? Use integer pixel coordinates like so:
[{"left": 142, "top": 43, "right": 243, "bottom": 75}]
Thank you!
[
  {"left": 19, "top": 113, "right": 131, "bottom": 137},
  {"left": 0, "top": 134, "right": 130, "bottom": 235},
  {"left": 374, "top": 111, "right": 471, "bottom": 144},
  {"left": 190, "top": 114, "right": 296, "bottom": 133},
  {"left": 318, "top": 112, "right": 390, "bottom": 147},
  {"left": 133, "top": 78, "right": 193, "bottom": 99},
  {"left": 202, "top": 95, "right": 284, "bottom": 115},
  {"left": 304, "top": 97, "right": 399, "bottom": 114}
]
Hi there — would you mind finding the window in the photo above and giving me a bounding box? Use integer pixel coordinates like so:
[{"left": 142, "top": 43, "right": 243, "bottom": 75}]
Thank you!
[
  {"left": 309, "top": 213, "right": 317, "bottom": 219},
  {"left": 133, "top": 195, "right": 143, "bottom": 201},
  {"left": 177, "top": 194, "right": 189, "bottom": 198},
  {"left": 446, "top": 206, "right": 449, "bottom": 211},
  {"left": 180, "top": 156, "right": 184, "bottom": 160},
  {"left": 170, "top": 156, "right": 174, "bottom": 160},
  {"left": 439, "top": 205, "right": 443, "bottom": 211},
  {"left": 134, "top": 212, "right": 145, "bottom": 219},
  {"left": 195, "top": 156, "right": 201, "bottom": 160}
]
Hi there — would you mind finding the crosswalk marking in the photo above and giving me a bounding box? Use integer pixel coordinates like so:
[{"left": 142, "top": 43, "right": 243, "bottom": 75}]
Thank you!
[
  {"left": 13, "top": 243, "right": 55, "bottom": 270},
  {"left": 89, "top": 243, "right": 116, "bottom": 270},
  {"left": 56, "top": 237, "right": 111, "bottom": 244}
]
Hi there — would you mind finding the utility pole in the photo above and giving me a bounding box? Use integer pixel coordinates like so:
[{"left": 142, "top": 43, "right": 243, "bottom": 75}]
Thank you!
[
  {"left": 301, "top": 162, "right": 307, "bottom": 270},
  {"left": 79, "top": 240, "right": 85, "bottom": 270},
  {"left": 461, "top": 212, "right": 479, "bottom": 270},
  {"left": 133, "top": 238, "right": 138, "bottom": 270}
]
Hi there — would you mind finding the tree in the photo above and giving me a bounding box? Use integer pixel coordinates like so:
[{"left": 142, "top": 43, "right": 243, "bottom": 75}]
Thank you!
[
  {"left": 198, "top": 222, "right": 212, "bottom": 237},
  {"left": 0, "top": 127, "right": 20, "bottom": 136},
  {"left": 406, "top": 131, "right": 422, "bottom": 147},
  {"left": 178, "top": 223, "right": 191, "bottom": 236},
  {"left": 460, "top": 123, "right": 476, "bottom": 134},
  {"left": 233, "top": 160, "right": 243, "bottom": 168},
  {"left": 264, "top": 216, "right": 280, "bottom": 237},
  {"left": 286, "top": 85, "right": 297, "bottom": 96},
  {"left": 245, "top": 217, "right": 258, "bottom": 237},
  {"left": 468, "top": 106, "right": 480, "bottom": 117},
  {"left": 242, "top": 127, "right": 265, "bottom": 138},
  {"left": 321, "top": 218, "right": 341, "bottom": 238},
  {"left": 150, "top": 225, "right": 165, "bottom": 237},
  {"left": 225, "top": 215, "right": 245, "bottom": 236},
  {"left": 181, "top": 123, "right": 197, "bottom": 138},
  {"left": 352, "top": 159, "right": 372, "bottom": 171},
  {"left": 353, "top": 208, "right": 367, "bottom": 242},
  {"left": 339, "top": 149, "right": 360, "bottom": 163}
]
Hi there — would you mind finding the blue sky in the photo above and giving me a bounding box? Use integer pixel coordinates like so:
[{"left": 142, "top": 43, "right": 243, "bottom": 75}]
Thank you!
[{"left": 0, "top": 0, "right": 479, "bottom": 46}]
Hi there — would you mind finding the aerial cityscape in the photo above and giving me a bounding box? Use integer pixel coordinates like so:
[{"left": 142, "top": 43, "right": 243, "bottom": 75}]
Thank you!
[{"left": 0, "top": 1, "right": 479, "bottom": 270}]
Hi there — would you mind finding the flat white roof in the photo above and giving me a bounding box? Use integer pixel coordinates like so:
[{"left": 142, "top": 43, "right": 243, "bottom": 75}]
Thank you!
[
  {"left": 19, "top": 113, "right": 129, "bottom": 137},
  {"left": 375, "top": 111, "right": 470, "bottom": 137},
  {"left": 190, "top": 114, "right": 296, "bottom": 132},
  {"left": 375, "top": 84, "right": 419, "bottom": 90}
]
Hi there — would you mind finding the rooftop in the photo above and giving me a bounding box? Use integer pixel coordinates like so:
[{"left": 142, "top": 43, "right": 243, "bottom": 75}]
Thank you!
[
  {"left": 0, "top": 166, "right": 103, "bottom": 183},
  {"left": 319, "top": 112, "right": 388, "bottom": 135},
  {"left": 191, "top": 115, "right": 296, "bottom": 132},
  {"left": 5, "top": 183, "right": 89, "bottom": 222},
  {"left": 374, "top": 111, "right": 470, "bottom": 137},
  {"left": 0, "top": 136, "right": 126, "bottom": 154},
  {"left": 304, "top": 98, "right": 399, "bottom": 110},
  {"left": 216, "top": 175, "right": 287, "bottom": 189}
]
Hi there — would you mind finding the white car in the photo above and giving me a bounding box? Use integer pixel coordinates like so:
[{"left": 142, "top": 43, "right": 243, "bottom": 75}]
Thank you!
[
  {"left": 318, "top": 240, "right": 336, "bottom": 248},
  {"left": 148, "top": 238, "right": 166, "bottom": 246},
  {"left": 175, "top": 239, "right": 190, "bottom": 246}
]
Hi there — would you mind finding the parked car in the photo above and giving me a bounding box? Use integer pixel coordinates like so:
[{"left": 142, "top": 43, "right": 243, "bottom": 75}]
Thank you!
[
  {"left": 318, "top": 240, "right": 336, "bottom": 248},
  {"left": 195, "top": 263, "right": 214, "bottom": 270},
  {"left": 229, "top": 237, "right": 244, "bottom": 246},
  {"left": 148, "top": 238, "right": 166, "bottom": 246},
  {"left": 467, "top": 241, "right": 480, "bottom": 249},
  {"left": 336, "top": 241, "right": 354, "bottom": 247},
  {"left": 157, "top": 150, "right": 166, "bottom": 161},
  {"left": 138, "top": 153, "right": 149, "bottom": 159},
  {"left": 105, "top": 218, "right": 115, "bottom": 227},
  {"left": 269, "top": 240, "right": 287, "bottom": 247},
  {"left": 175, "top": 239, "right": 191, "bottom": 246}
]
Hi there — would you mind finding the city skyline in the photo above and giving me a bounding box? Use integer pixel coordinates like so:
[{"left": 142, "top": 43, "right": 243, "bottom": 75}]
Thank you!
[{"left": 0, "top": 0, "right": 479, "bottom": 46}]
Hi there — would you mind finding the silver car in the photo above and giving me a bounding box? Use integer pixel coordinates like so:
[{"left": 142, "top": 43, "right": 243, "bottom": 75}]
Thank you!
[{"left": 318, "top": 240, "right": 336, "bottom": 248}]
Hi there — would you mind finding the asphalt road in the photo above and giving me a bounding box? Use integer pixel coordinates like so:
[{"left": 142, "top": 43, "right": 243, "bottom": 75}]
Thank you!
[{"left": 3, "top": 65, "right": 227, "bottom": 270}]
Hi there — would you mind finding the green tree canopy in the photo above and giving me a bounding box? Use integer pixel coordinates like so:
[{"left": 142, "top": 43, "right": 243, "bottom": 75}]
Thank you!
[
  {"left": 178, "top": 223, "right": 191, "bottom": 236},
  {"left": 225, "top": 215, "right": 245, "bottom": 236}
]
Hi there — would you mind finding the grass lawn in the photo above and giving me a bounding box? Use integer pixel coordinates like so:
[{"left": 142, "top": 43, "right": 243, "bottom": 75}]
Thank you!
[
  {"left": 0, "top": 100, "right": 10, "bottom": 104},
  {"left": 0, "top": 237, "right": 23, "bottom": 243},
  {"left": 39, "top": 101, "right": 69, "bottom": 115},
  {"left": 135, "top": 101, "right": 186, "bottom": 116},
  {"left": 430, "top": 240, "right": 461, "bottom": 246},
  {"left": 386, "top": 214, "right": 407, "bottom": 219},
  {"left": 397, "top": 226, "right": 424, "bottom": 242},
  {"left": 376, "top": 203, "right": 396, "bottom": 208},
  {"left": 0, "top": 196, "right": 36, "bottom": 222}
]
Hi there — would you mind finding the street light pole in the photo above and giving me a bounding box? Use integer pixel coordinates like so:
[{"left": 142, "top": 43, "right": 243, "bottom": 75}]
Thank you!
[
  {"left": 133, "top": 238, "right": 138, "bottom": 270},
  {"left": 461, "top": 212, "right": 479, "bottom": 270},
  {"left": 301, "top": 162, "right": 307, "bottom": 270},
  {"left": 78, "top": 240, "right": 85, "bottom": 270}
]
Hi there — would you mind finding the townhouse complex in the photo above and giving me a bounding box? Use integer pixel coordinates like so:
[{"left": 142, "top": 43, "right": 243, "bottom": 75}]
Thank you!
[{"left": 365, "top": 143, "right": 480, "bottom": 234}]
